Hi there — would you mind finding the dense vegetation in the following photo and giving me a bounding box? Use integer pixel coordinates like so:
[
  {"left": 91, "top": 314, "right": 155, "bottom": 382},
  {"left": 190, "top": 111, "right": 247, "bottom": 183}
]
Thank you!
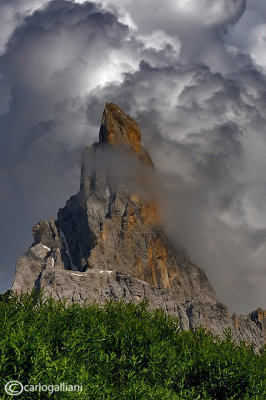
[{"left": 0, "top": 291, "right": 265, "bottom": 399}]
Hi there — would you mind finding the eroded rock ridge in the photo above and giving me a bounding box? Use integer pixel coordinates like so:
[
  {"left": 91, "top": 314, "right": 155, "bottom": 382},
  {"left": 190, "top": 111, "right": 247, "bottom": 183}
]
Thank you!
[{"left": 12, "top": 103, "right": 265, "bottom": 349}]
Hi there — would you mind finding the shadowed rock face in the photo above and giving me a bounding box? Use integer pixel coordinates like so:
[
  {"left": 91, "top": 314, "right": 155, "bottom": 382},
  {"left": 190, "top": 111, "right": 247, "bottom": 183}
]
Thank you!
[{"left": 12, "top": 103, "right": 265, "bottom": 349}]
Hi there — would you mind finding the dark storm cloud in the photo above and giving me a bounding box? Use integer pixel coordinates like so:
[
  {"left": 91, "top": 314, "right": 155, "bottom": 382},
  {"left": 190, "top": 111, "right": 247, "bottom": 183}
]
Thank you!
[
  {"left": 0, "top": 0, "right": 265, "bottom": 313},
  {"left": 0, "top": 0, "right": 50, "bottom": 55},
  {"left": 227, "top": 0, "right": 266, "bottom": 68}
]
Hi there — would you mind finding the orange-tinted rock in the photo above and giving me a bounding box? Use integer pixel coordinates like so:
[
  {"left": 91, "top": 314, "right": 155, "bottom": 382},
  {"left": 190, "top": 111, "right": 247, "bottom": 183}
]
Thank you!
[
  {"left": 99, "top": 103, "right": 141, "bottom": 153},
  {"left": 134, "top": 258, "right": 145, "bottom": 282},
  {"left": 250, "top": 308, "right": 266, "bottom": 343},
  {"left": 147, "top": 237, "right": 170, "bottom": 289},
  {"left": 141, "top": 201, "right": 160, "bottom": 226}
]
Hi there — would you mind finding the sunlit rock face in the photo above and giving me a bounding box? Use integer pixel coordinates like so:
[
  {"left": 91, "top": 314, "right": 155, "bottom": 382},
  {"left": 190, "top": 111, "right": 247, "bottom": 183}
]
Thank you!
[{"left": 12, "top": 103, "right": 265, "bottom": 349}]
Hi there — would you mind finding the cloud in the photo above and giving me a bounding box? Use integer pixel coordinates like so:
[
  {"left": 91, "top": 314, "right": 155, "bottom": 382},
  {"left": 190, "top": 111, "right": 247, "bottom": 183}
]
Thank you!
[
  {"left": 0, "top": 0, "right": 265, "bottom": 313},
  {"left": 97, "top": 0, "right": 246, "bottom": 72},
  {"left": 0, "top": 0, "right": 50, "bottom": 55},
  {"left": 0, "top": 75, "right": 11, "bottom": 114},
  {"left": 227, "top": 0, "right": 266, "bottom": 69},
  {"left": 100, "top": 0, "right": 246, "bottom": 30}
]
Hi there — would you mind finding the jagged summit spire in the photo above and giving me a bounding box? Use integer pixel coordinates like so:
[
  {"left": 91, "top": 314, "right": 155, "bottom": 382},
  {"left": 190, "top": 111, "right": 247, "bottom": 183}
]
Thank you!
[{"left": 99, "top": 103, "right": 141, "bottom": 152}]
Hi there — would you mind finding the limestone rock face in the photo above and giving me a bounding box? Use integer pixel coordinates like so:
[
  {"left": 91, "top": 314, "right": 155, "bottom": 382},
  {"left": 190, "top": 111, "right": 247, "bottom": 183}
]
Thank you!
[{"left": 12, "top": 103, "right": 265, "bottom": 349}]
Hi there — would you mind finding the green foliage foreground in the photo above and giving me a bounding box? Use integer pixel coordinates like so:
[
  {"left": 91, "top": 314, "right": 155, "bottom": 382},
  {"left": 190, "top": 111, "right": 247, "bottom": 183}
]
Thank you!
[{"left": 0, "top": 291, "right": 265, "bottom": 400}]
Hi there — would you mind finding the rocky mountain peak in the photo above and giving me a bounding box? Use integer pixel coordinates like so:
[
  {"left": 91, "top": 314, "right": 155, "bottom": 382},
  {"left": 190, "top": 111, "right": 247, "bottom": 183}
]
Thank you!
[
  {"left": 12, "top": 103, "right": 265, "bottom": 350},
  {"left": 99, "top": 102, "right": 141, "bottom": 153}
]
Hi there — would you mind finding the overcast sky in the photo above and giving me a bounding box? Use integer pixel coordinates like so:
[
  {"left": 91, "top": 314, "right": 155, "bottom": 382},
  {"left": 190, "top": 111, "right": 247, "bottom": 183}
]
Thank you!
[{"left": 0, "top": 0, "right": 265, "bottom": 313}]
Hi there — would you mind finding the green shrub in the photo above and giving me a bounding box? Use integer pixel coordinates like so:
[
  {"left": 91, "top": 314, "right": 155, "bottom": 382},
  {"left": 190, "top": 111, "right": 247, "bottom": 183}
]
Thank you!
[{"left": 0, "top": 291, "right": 265, "bottom": 399}]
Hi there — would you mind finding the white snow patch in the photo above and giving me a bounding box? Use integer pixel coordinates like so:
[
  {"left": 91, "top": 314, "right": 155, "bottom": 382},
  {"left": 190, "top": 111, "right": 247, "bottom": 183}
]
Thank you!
[
  {"left": 42, "top": 244, "right": 51, "bottom": 251},
  {"left": 99, "top": 270, "right": 113, "bottom": 274},
  {"left": 135, "top": 277, "right": 149, "bottom": 285},
  {"left": 70, "top": 273, "right": 86, "bottom": 277},
  {"left": 51, "top": 257, "right": 55, "bottom": 267}
]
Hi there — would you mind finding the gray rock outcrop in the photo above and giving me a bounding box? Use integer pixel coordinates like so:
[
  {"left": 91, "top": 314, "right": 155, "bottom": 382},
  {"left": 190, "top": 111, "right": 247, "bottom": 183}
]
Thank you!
[{"left": 12, "top": 103, "right": 265, "bottom": 349}]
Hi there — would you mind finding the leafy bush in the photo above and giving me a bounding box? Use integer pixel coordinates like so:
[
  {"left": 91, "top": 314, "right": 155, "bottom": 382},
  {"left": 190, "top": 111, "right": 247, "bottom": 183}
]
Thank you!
[{"left": 0, "top": 291, "right": 265, "bottom": 399}]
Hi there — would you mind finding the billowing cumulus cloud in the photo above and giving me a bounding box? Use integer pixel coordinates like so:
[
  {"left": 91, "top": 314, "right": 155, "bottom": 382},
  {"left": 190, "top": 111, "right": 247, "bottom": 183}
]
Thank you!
[
  {"left": 0, "top": 0, "right": 50, "bottom": 55},
  {"left": 113, "top": 0, "right": 246, "bottom": 28},
  {"left": 96, "top": 0, "right": 247, "bottom": 72},
  {"left": 0, "top": 0, "right": 265, "bottom": 313},
  {"left": 228, "top": 0, "right": 266, "bottom": 69}
]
